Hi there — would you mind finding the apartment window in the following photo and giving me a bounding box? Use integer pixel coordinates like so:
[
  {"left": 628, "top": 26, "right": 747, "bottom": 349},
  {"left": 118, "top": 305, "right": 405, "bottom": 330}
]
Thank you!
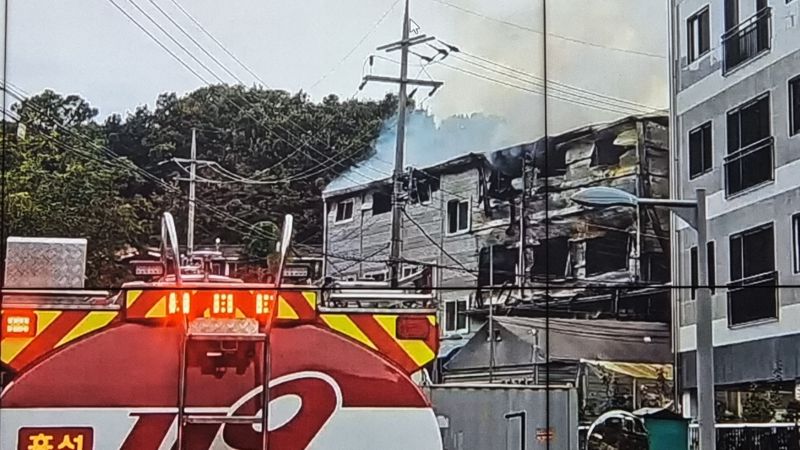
[
  {"left": 793, "top": 214, "right": 800, "bottom": 273},
  {"left": 690, "top": 242, "right": 716, "bottom": 299},
  {"left": 722, "top": 5, "right": 771, "bottom": 74},
  {"left": 334, "top": 199, "right": 354, "bottom": 223},
  {"left": 372, "top": 191, "right": 391, "bottom": 215},
  {"left": 689, "top": 122, "right": 713, "bottom": 178},
  {"left": 725, "top": 94, "right": 773, "bottom": 195},
  {"left": 790, "top": 76, "right": 800, "bottom": 136},
  {"left": 444, "top": 299, "right": 468, "bottom": 334},
  {"left": 728, "top": 223, "right": 777, "bottom": 326},
  {"left": 447, "top": 199, "right": 470, "bottom": 234},
  {"left": 687, "top": 7, "right": 710, "bottom": 63}
]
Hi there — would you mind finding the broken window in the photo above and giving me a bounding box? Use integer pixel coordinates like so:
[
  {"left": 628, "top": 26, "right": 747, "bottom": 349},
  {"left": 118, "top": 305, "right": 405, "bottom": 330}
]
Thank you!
[
  {"left": 410, "top": 174, "right": 439, "bottom": 204},
  {"left": 728, "top": 223, "right": 776, "bottom": 326},
  {"left": 444, "top": 299, "right": 469, "bottom": 334},
  {"left": 478, "top": 245, "right": 518, "bottom": 287},
  {"left": 334, "top": 199, "right": 354, "bottom": 223},
  {"left": 447, "top": 199, "right": 470, "bottom": 234},
  {"left": 585, "top": 230, "right": 630, "bottom": 276},
  {"left": 372, "top": 191, "right": 391, "bottom": 215},
  {"left": 590, "top": 138, "right": 626, "bottom": 167},
  {"left": 531, "top": 237, "right": 569, "bottom": 279}
]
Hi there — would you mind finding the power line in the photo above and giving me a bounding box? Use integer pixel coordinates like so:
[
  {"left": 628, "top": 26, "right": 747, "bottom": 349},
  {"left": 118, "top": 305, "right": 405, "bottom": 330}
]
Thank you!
[
  {"left": 309, "top": 0, "right": 402, "bottom": 90},
  {"left": 2, "top": 85, "right": 281, "bottom": 244},
  {"left": 167, "top": 0, "right": 268, "bottom": 86},
  {"left": 402, "top": 208, "right": 476, "bottom": 278},
  {"left": 427, "top": 0, "right": 666, "bottom": 59},
  {"left": 125, "top": 0, "right": 230, "bottom": 83},
  {"left": 145, "top": 0, "right": 246, "bottom": 84},
  {"left": 105, "top": 0, "right": 390, "bottom": 186},
  {"left": 103, "top": 0, "right": 211, "bottom": 83}
]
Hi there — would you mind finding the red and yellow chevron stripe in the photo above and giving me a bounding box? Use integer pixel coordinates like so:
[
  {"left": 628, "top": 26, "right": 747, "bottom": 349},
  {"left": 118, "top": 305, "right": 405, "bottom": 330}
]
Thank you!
[
  {"left": 319, "top": 313, "right": 439, "bottom": 374},
  {"left": 275, "top": 290, "right": 317, "bottom": 322},
  {"left": 1, "top": 309, "right": 119, "bottom": 371}
]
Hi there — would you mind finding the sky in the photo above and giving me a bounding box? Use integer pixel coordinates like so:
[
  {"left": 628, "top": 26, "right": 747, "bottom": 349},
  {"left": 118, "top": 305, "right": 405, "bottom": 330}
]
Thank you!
[{"left": 1, "top": 0, "right": 669, "bottom": 174}]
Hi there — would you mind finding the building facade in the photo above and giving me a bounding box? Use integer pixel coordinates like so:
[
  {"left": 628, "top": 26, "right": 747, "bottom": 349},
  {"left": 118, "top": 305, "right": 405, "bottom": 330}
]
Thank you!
[
  {"left": 323, "top": 115, "right": 671, "bottom": 344},
  {"left": 672, "top": 0, "right": 800, "bottom": 417}
]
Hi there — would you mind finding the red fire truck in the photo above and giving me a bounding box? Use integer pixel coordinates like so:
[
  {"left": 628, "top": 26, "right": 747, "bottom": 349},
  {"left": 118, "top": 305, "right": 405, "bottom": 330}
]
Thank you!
[{"left": 0, "top": 213, "right": 442, "bottom": 449}]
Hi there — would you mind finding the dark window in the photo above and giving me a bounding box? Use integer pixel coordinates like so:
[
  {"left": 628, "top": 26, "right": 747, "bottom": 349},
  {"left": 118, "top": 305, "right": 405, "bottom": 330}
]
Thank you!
[
  {"left": 585, "top": 230, "right": 629, "bottom": 276},
  {"left": 691, "top": 242, "right": 717, "bottom": 298},
  {"left": 531, "top": 237, "right": 570, "bottom": 279},
  {"left": 688, "top": 7, "right": 711, "bottom": 62},
  {"left": 689, "top": 122, "right": 713, "bottom": 178},
  {"left": 708, "top": 241, "right": 716, "bottom": 294},
  {"left": 372, "top": 191, "right": 391, "bottom": 215},
  {"left": 478, "top": 245, "right": 518, "bottom": 287},
  {"left": 725, "top": 94, "right": 773, "bottom": 195},
  {"left": 728, "top": 223, "right": 777, "bottom": 326},
  {"left": 790, "top": 76, "right": 800, "bottom": 136},
  {"left": 335, "top": 199, "right": 354, "bottom": 222},
  {"left": 722, "top": 6, "right": 771, "bottom": 74},
  {"left": 447, "top": 199, "right": 470, "bottom": 234},
  {"left": 724, "top": 0, "right": 739, "bottom": 31},
  {"left": 691, "top": 246, "right": 698, "bottom": 299},
  {"left": 793, "top": 214, "right": 800, "bottom": 273},
  {"left": 591, "top": 138, "right": 626, "bottom": 167},
  {"left": 445, "top": 299, "right": 468, "bottom": 333}
]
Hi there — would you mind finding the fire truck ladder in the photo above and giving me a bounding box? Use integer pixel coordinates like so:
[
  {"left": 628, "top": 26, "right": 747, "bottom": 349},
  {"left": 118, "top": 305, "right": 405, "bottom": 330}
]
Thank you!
[{"left": 175, "top": 318, "right": 271, "bottom": 450}]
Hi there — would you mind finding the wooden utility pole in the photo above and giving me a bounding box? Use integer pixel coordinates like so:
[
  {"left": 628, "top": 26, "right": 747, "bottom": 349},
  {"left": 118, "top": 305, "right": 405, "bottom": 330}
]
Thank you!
[{"left": 363, "top": 0, "right": 442, "bottom": 287}]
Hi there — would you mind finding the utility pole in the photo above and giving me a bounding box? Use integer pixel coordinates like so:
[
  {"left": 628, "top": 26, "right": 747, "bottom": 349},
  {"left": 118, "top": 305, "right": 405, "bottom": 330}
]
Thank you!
[
  {"left": 362, "top": 0, "right": 442, "bottom": 287},
  {"left": 187, "top": 128, "right": 197, "bottom": 255}
]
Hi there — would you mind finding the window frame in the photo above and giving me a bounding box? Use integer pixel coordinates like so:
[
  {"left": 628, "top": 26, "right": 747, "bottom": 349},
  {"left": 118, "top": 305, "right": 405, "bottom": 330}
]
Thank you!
[
  {"left": 688, "top": 121, "right": 713, "bottom": 179},
  {"left": 334, "top": 198, "right": 355, "bottom": 224},
  {"left": 444, "top": 298, "right": 469, "bottom": 335},
  {"left": 793, "top": 213, "right": 800, "bottom": 273},
  {"left": 727, "top": 222, "right": 778, "bottom": 327},
  {"left": 790, "top": 75, "right": 800, "bottom": 137},
  {"left": 446, "top": 198, "right": 471, "bottom": 236},
  {"left": 724, "top": 92, "right": 774, "bottom": 196},
  {"left": 687, "top": 6, "right": 711, "bottom": 63}
]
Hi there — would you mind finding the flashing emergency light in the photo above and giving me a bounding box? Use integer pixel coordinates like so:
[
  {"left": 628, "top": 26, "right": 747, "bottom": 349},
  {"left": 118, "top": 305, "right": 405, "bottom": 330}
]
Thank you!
[
  {"left": 164, "top": 289, "right": 277, "bottom": 325},
  {"left": 2, "top": 310, "right": 37, "bottom": 338}
]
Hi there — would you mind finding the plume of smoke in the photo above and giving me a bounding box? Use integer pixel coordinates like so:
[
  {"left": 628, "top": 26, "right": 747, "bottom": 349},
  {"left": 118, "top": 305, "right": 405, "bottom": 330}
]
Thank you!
[{"left": 326, "top": 109, "right": 520, "bottom": 191}]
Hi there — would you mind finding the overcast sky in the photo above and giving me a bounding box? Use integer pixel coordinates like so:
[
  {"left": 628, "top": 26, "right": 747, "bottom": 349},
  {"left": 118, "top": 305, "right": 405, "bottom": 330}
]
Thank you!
[{"left": 2, "top": 0, "right": 668, "bottom": 143}]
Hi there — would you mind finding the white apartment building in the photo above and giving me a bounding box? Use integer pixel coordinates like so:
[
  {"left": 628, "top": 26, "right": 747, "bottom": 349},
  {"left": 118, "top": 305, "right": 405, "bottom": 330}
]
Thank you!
[{"left": 672, "top": 0, "right": 800, "bottom": 416}]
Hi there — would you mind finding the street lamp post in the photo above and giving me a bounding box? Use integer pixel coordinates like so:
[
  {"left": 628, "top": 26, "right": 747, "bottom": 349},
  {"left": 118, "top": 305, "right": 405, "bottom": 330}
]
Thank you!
[{"left": 571, "top": 186, "right": 714, "bottom": 450}]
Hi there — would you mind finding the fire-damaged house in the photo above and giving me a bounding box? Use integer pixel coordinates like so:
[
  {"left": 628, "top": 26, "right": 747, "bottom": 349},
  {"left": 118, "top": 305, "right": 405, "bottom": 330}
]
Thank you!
[{"left": 322, "top": 114, "right": 671, "bottom": 339}]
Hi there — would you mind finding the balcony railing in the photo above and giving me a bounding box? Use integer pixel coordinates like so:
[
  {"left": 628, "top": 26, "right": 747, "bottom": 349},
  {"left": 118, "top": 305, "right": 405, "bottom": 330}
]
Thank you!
[
  {"left": 690, "top": 423, "right": 800, "bottom": 450},
  {"left": 727, "top": 270, "right": 778, "bottom": 326},
  {"left": 724, "top": 136, "right": 774, "bottom": 196},
  {"left": 723, "top": 7, "right": 772, "bottom": 74}
]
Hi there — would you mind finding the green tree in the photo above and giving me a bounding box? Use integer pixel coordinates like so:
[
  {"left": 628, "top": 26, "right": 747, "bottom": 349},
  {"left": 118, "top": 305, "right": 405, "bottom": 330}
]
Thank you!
[
  {"left": 105, "top": 86, "right": 398, "bottom": 250},
  {"left": 5, "top": 91, "right": 155, "bottom": 286}
]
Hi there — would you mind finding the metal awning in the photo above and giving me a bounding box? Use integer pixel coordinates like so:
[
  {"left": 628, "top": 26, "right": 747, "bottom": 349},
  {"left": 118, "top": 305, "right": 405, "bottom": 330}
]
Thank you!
[{"left": 581, "top": 359, "right": 673, "bottom": 381}]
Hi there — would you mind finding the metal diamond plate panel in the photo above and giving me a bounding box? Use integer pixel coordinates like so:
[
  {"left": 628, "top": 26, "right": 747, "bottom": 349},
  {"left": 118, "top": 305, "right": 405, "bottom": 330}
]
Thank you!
[{"left": 4, "top": 237, "right": 88, "bottom": 288}]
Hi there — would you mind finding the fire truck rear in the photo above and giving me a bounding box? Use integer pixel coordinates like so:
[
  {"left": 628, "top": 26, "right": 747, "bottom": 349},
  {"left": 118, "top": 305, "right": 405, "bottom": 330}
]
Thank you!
[{"left": 0, "top": 213, "right": 443, "bottom": 450}]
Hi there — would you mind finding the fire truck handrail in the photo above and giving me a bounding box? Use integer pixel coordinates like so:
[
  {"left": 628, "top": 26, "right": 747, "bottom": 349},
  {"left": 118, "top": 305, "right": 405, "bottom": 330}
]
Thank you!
[
  {"left": 318, "top": 306, "right": 437, "bottom": 315},
  {"left": 1, "top": 289, "right": 112, "bottom": 297},
  {"left": 1, "top": 302, "right": 121, "bottom": 311}
]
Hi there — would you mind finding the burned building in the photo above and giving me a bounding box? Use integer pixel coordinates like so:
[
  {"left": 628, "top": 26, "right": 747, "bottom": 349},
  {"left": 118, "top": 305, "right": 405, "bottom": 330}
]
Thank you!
[
  {"left": 322, "top": 114, "right": 670, "bottom": 341},
  {"left": 482, "top": 114, "right": 671, "bottom": 322}
]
